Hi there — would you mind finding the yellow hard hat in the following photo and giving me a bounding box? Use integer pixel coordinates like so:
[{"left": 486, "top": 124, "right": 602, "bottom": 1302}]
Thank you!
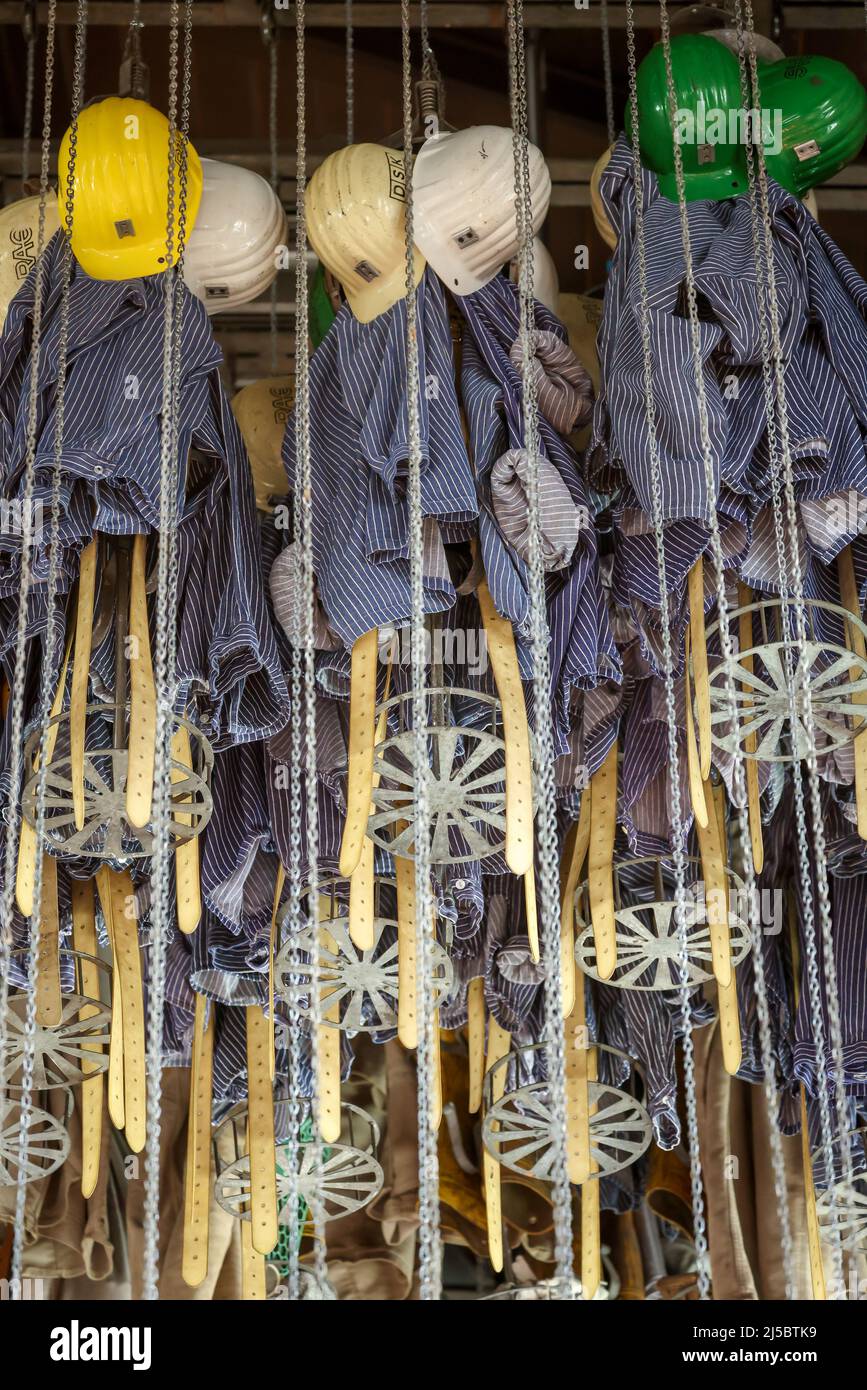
[
  {"left": 590, "top": 147, "right": 616, "bottom": 251},
  {"left": 306, "top": 143, "right": 424, "bottom": 323},
  {"left": 231, "top": 376, "right": 294, "bottom": 512},
  {"left": 57, "top": 97, "right": 203, "bottom": 281},
  {"left": 0, "top": 192, "right": 60, "bottom": 331}
]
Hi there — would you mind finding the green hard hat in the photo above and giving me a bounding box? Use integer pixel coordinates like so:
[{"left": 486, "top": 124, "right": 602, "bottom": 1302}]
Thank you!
[
  {"left": 757, "top": 55, "right": 867, "bottom": 198},
  {"left": 626, "top": 33, "right": 749, "bottom": 203},
  {"left": 309, "top": 260, "right": 337, "bottom": 348}
]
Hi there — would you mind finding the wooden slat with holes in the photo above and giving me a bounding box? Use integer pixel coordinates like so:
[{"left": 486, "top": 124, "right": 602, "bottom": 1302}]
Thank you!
[
  {"left": 71, "top": 876, "right": 103, "bottom": 1199},
  {"left": 788, "top": 900, "right": 826, "bottom": 1301},
  {"left": 694, "top": 778, "right": 732, "bottom": 992},
  {"left": 684, "top": 625, "right": 709, "bottom": 829},
  {"left": 245, "top": 1004, "right": 279, "bottom": 1255},
  {"left": 737, "top": 583, "right": 764, "bottom": 871},
  {"left": 565, "top": 973, "right": 591, "bottom": 1187},
  {"left": 35, "top": 853, "right": 62, "bottom": 1027},
  {"left": 339, "top": 628, "right": 379, "bottom": 879},
  {"left": 71, "top": 537, "right": 97, "bottom": 831},
  {"left": 96, "top": 869, "right": 125, "bottom": 1132},
  {"left": 395, "top": 850, "right": 418, "bottom": 1050},
  {"left": 318, "top": 913, "right": 342, "bottom": 1144},
  {"left": 581, "top": 1048, "right": 601, "bottom": 1299},
  {"left": 483, "top": 1016, "right": 511, "bottom": 1275},
  {"left": 688, "top": 556, "right": 712, "bottom": 780},
  {"left": 126, "top": 534, "right": 157, "bottom": 830},
  {"left": 559, "top": 793, "right": 591, "bottom": 1020},
  {"left": 467, "top": 976, "right": 485, "bottom": 1115},
  {"left": 108, "top": 870, "right": 147, "bottom": 1153},
  {"left": 182, "top": 992, "right": 215, "bottom": 1288},
  {"left": 171, "top": 722, "right": 202, "bottom": 934},
  {"left": 836, "top": 549, "right": 867, "bottom": 842},
  {"left": 711, "top": 782, "right": 742, "bottom": 1077},
  {"left": 16, "top": 633, "right": 73, "bottom": 918},
  {"left": 587, "top": 741, "right": 618, "bottom": 980},
  {"left": 477, "top": 578, "right": 534, "bottom": 877}
]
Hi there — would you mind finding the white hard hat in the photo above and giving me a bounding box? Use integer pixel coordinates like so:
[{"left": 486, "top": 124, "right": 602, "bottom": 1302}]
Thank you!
[
  {"left": 0, "top": 193, "right": 61, "bottom": 332},
  {"left": 183, "top": 158, "right": 287, "bottom": 314},
  {"left": 509, "top": 237, "right": 559, "bottom": 315},
  {"left": 231, "top": 376, "right": 294, "bottom": 512},
  {"left": 306, "top": 143, "right": 425, "bottom": 324},
  {"left": 412, "top": 126, "right": 552, "bottom": 297}
]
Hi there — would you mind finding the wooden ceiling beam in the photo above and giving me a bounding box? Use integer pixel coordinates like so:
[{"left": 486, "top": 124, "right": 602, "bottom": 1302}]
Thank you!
[{"left": 0, "top": 2, "right": 858, "bottom": 29}]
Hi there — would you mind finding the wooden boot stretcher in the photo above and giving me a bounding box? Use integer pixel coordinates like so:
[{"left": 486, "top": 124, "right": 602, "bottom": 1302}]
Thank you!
[
  {"left": 836, "top": 546, "right": 867, "bottom": 841},
  {"left": 788, "top": 897, "right": 827, "bottom": 1301}
]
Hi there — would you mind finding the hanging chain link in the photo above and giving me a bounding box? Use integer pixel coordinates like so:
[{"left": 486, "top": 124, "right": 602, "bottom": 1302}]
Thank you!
[
  {"left": 600, "top": 0, "right": 616, "bottom": 150},
  {"left": 655, "top": 0, "right": 796, "bottom": 1297},
  {"left": 9, "top": 0, "right": 87, "bottom": 1292},
  {"left": 733, "top": 0, "right": 852, "bottom": 1295},
  {"left": 142, "top": 0, "right": 192, "bottom": 1301},
  {"left": 0, "top": 0, "right": 60, "bottom": 1237},
  {"left": 401, "top": 0, "right": 441, "bottom": 1303},
  {"left": 624, "top": 0, "right": 712, "bottom": 1299},
  {"left": 267, "top": 15, "right": 280, "bottom": 374},
  {"left": 293, "top": 0, "right": 330, "bottom": 1295},
  {"left": 505, "top": 0, "right": 573, "bottom": 1298},
  {"left": 345, "top": 0, "right": 355, "bottom": 144},
  {"left": 20, "top": 0, "right": 37, "bottom": 189}
]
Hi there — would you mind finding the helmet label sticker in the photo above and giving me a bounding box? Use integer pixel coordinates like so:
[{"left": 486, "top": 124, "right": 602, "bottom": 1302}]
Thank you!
[
  {"left": 697, "top": 145, "right": 717, "bottom": 166},
  {"left": 354, "top": 260, "right": 381, "bottom": 283},
  {"left": 114, "top": 219, "right": 136, "bottom": 239},
  {"left": 384, "top": 151, "right": 408, "bottom": 202},
  {"left": 794, "top": 140, "right": 821, "bottom": 161},
  {"left": 453, "top": 227, "right": 479, "bottom": 250},
  {"left": 205, "top": 285, "right": 231, "bottom": 299}
]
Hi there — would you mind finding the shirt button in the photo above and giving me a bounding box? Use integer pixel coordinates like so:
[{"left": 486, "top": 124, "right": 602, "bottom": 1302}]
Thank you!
[
  {"left": 92, "top": 465, "right": 104, "bottom": 475},
  {"left": 453, "top": 878, "right": 466, "bottom": 890}
]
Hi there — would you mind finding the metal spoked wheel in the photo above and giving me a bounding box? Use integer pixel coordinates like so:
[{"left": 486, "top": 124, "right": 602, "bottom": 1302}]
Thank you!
[
  {"left": 0, "top": 1099, "right": 71, "bottom": 1186},
  {"left": 573, "top": 856, "right": 752, "bottom": 991},
  {"left": 367, "top": 688, "right": 508, "bottom": 865},
  {"left": 812, "top": 1128, "right": 867, "bottom": 1253},
  {"left": 482, "top": 1043, "right": 652, "bottom": 1181},
  {"left": 701, "top": 600, "right": 867, "bottom": 762},
  {"left": 276, "top": 879, "right": 453, "bottom": 1031},
  {"left": 2, "top": 948, "right": 112, "bottom": 1091},
  {"left": 213, "top": 1101, "right": 384, "bottom": 1225},
  {"left": 22, "top": 706, "right": 214, "bottom": 858}
]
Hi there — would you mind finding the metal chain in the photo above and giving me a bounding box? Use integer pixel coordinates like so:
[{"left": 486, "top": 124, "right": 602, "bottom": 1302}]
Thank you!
[
  {"left": 656, "top": 0, "right": 796, "bottom": 1297},
  {"left": 735, "top": 0, "right": 852, "bottom": 1293},
  {"left": 142, "top": 0, "right": 189, "bottom": 1300},
  {"left": 623, "top": 0, "right": 712, "bottom": 1298},
  {"left": 263, "top": 10, "right": 277, "bottom": 378},
  {"left": 293, "top": 0, "right": 329, "bottom": 1294},
  {"left": 9, "top": 0, "right": 87, "bottom": 1292},
  {"left": 505, "top": 0, "right": 573, "bottom": 1297},
  {"left": 345, "top": 0, "right": 354, "bottom": 144},
  {"left": 731, "top": 0, "right": 842, "bottom": 1295},
  {"left": 600, "top": 0, "right": 616, "bottom": 149},
  {"left": 0, "top": 0, "right": 59, "bottom": 1246},
  {"left": 21, "top": 1, "right": 36, "bottom": 188},
  {"left": 400, "top": 0, "right": 441, "bottom": 1302}
]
